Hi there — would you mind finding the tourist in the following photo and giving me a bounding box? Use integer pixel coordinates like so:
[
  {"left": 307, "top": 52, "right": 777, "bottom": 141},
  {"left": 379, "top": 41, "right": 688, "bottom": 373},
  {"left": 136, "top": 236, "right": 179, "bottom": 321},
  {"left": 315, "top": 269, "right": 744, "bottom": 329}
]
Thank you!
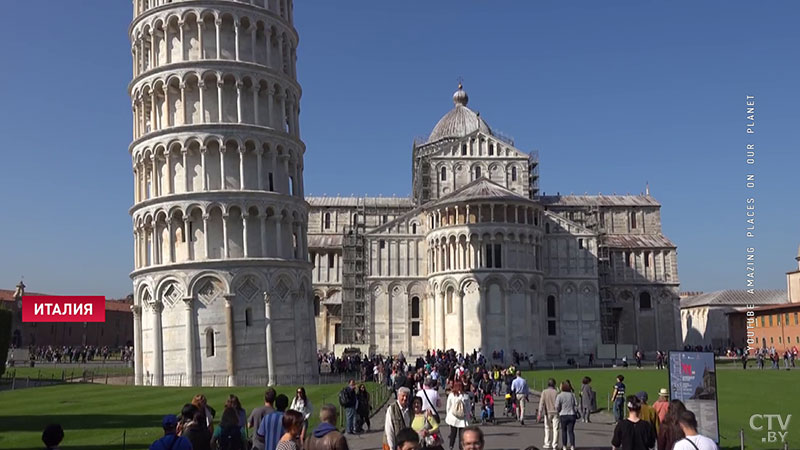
[
  {"left": 182, "top": 412, "right": 212, "bottom": 450},
  {"left": 410, "top": 396, "right": 442, "bottom": 449},
  {"left": 248, "top": 388, "right": 277, "bottom": 449},
  {"left": 611, "top": 375, "right": 626, "bottom": 422},
  {"left": 42, "top": 424, "right": 64, "bottom": 450},
  {"left": 636, "top": 391, "right": 659, "bottom": 434},
  {"left": 339, "top": 379, "right": 359, "bottom": 434},
  {"left": 227, "top": 394, "right": 248, "bottom": 430},
  {"left": 555, "top": 381, "right": 578, "bottom": 450},
  {"left": 610, "top": 396, "right": 656, "bottom": 450},
  {"left": 177, "top": 403, "right": 199, "bottom": 436},
  {"left": 672, "top": 410, "right": 719, "bottom": 450},
  {"left": 193, "top": 394, "right": 217, "bottom": 433},
  {"left": 149, "top": 415, "right": 192, "bottom": 450},
  {"left": 417, "top": 376, "right": 441, "bottom": 415},
  {"left": 741, "top": 352, "right": 748, "bottom": 370},
  {"left": 305, "top": 404, "right": 350, "bottom": 450},
  {"left": 658, "top": 400, "right": 687, "bottom": 450},
  {"left": 257, "top": 394, "right": 289, "bottom": 450},
  {"left": 652, "top": 388, "right": 670, "bottom": 424},
  {"left": 356, "top": 383, "right": 372, "bottom": 432},
  {"left": 580, "top": 377, "right": 594, "bottom": 423},
  {"left": 385, "top": 387, "right": 413, "bottom": 450},
  {"left": 461, "top": 426, "right": 484, "bottom": 450},
  {"left": 445, "top": 381, "right": 471, "bottom": 450},
  {"left": 211, "top": 406, "right": 248, "bottom": 450},
  {"left": 537, "top": 378, "right": 559, "bottom": 450},
  {"left": 290, "top": 386, "right": 314, "bottom": 441},
  {"left": 510, "top": 370, "right": 529, "bottom": 425},
  {"left": 277, "top": 410, "right": 304, "bottom": 450},
  {"left": 395, "top": 427, "right": 421, "bottom": 450}
]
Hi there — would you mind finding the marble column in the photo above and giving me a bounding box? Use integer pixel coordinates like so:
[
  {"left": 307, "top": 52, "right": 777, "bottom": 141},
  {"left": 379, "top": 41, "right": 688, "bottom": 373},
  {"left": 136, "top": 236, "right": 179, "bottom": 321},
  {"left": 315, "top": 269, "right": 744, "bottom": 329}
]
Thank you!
[
  {"left": 456, "top": 289, "right": 464, "bottom": 354},
  {"left": 132, "top": 305, "right": 143, "bottom": 385},
  {"left": 183, "top": 297, "right": 196, "bottom": 386},
  {"left": 224, "top": 294, "right": 236, "bottom": 386},
  {"left": 152, "top": 302, "right": 164, "bottom": 386},
  {"left": 264, "top": 292, "right": 276, "bottom": 385}
]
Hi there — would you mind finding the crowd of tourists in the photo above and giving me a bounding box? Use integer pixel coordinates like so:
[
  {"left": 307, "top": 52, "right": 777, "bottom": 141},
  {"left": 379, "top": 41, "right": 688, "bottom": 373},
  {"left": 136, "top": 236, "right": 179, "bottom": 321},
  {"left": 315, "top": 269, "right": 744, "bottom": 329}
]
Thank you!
[{"left": 18, "top": 344, "right": 132, "bottom": 364}]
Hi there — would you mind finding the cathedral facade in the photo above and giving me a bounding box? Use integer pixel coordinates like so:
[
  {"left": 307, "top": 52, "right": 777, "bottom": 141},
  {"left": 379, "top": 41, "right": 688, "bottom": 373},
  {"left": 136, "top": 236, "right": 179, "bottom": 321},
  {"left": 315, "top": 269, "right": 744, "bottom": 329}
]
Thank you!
[{"left": 309, "top": 85, "right": 682, "bottom": 360}]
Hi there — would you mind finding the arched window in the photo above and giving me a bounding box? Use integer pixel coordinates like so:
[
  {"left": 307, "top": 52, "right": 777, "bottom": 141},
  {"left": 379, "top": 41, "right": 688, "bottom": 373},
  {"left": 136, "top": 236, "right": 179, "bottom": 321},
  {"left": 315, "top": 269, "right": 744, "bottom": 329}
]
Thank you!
[
  {"left": 441, "top": 167, "right": 447, "bottom": 181},
  {"left": 511, "top": 166, "right": 517, "bottom": 182},
  {"left": 324, "top": 212, "right": 331, "bottom": 230},
  {"left": 205, "top": 329, "right": 215, "bottom": 357},
  {"left": 411, "top": 223, "right": 417, "bottom": 234},
  {"left": 639, "top": 292, "right": 652, "bottom": 310},
  {"left": 630, "top": 211, "right": 637, "bottom": 229},
  {"left": 245, "top": 307, "right": 253, "bottom": 326},
  {"left": 314, "top": 295, "right": 321, "bottom": 316},
  {"left": 545, "top": 223, "right": 550, "bottom": 234},
  {"left": 461, "top": 144, "right": 467, "bottom": 155},
  {"left": 488, "top": 144, "right": 494, "bottom": 156},
  {"left": 475, "top": 167, "right": 481, "bottom": 179},
  {"left": 446, "top": 287, "right": 454, "bottom": 314}
]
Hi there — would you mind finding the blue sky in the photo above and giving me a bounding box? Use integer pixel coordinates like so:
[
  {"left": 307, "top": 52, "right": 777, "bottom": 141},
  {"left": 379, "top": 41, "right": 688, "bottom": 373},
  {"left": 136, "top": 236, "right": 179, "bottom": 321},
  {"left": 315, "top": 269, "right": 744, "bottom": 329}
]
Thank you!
[{"left": 1, "top": 1, "right": 798, "bottom": 298}]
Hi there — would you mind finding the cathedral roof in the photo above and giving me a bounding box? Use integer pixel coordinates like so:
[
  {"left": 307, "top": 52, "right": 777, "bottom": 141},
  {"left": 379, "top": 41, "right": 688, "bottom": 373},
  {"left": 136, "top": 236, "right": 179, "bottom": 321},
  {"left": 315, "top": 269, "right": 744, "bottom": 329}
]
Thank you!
[
  {"left": 427, "top": 84, "right": 493, "bottom": 144},
  {"left": 602, "top": 234, "right": 676, "bottom": 249},
  {"left": 428, "top": 178, "right": 533, "bottom": 208},
  {"left": 540, "top": 194, "right": 660, "bottom": 207},
  {"left": 680, "top": 289, "right": 786, "bottom": 308},
  {"left": 306, "top": 196, "right": 414, "bottom": 209}
]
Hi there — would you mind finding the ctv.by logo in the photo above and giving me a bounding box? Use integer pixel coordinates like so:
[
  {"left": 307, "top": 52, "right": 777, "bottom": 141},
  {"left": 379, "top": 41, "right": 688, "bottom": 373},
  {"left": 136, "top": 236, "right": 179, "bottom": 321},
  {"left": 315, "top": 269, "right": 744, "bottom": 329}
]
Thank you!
[
  {"left": 750, "top": 414, "right": 791, "bottom": 444},
  {"left": 681, "top": 363, "right": 694, "bottom": 375}
]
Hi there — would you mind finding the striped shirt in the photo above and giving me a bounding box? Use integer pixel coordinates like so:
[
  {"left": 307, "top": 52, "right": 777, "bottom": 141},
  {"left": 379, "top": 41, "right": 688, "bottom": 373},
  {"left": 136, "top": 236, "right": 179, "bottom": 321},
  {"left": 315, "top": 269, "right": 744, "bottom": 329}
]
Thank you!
[{"left": 257, "top": 411, "right": 285, "bottom": 450}]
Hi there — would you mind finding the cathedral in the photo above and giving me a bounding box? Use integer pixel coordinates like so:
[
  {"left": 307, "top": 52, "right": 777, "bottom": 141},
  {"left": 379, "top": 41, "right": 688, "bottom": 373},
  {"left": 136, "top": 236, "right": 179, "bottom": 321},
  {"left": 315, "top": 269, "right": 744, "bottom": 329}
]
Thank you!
[{"left": 309, "top": 84, "right": 682, "bottom": 361}]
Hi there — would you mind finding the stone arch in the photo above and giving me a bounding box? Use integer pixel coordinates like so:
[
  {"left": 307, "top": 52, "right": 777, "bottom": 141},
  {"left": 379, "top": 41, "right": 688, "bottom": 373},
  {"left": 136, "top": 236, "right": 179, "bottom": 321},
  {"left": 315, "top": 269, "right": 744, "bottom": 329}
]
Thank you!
[
  {"left": 231, "top": 270, "right": 268, "bottom": 303},
  {"left": 188, "top": 272, "right": 229, "bottom": 306},
  {"left": 155, "top": 276, "right": 185, "bottom": 309}
]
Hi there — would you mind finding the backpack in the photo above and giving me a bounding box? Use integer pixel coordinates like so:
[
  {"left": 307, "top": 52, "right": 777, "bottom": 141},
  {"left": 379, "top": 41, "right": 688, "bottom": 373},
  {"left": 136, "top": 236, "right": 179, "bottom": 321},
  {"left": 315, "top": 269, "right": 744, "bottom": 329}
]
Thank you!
[
  {"left": 339, "top": 387, "right": 354, "bottom": 407},
  {"left": 452, "top": 396, "right": 465, "bottom": 420},
  {"left": 218, "top": 425, "right": 243, "bottom": 450}
]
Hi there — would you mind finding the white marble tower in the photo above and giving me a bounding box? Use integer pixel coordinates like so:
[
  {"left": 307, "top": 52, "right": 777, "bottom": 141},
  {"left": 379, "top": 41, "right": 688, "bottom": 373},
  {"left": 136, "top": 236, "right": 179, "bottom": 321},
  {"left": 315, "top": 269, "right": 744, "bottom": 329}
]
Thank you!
[{"left": 128, "top": 0, "right": 316, "bottom": 386}]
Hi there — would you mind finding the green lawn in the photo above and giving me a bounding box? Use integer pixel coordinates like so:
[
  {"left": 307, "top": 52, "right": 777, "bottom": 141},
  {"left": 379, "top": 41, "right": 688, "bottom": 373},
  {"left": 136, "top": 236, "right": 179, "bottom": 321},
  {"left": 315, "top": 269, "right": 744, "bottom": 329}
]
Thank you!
[
  {"left": 521, "top": 367, "right": 798, "bottom": 450},
  {"left": 0, "top": 382, "right": 389, "bottom": 450}
]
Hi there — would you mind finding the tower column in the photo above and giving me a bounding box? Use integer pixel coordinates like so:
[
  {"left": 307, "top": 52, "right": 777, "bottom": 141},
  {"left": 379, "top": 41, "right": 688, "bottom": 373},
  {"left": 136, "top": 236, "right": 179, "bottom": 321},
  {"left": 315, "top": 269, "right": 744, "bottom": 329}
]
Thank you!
[
  {"left": 224, "top": 294, "right": 236, "bottom": 386},
  {"left": 152, "top": 302, "right": 164, "bottom": 386},
  {"left": 264, "top": 292, "right": 276, "bottom": 385},
  {"left": 132, "top": 305, "right": 143, "bottom": 385},
  {"left": 183, "top": 297, "right": 196, "bottom": 386}
]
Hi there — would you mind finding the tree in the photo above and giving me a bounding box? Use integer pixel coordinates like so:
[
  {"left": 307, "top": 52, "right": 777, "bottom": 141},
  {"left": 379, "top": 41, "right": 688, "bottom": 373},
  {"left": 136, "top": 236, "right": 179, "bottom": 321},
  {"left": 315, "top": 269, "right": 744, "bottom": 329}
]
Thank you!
[{"left": 0, "top": 308, "right": 12, "bottom": 378}]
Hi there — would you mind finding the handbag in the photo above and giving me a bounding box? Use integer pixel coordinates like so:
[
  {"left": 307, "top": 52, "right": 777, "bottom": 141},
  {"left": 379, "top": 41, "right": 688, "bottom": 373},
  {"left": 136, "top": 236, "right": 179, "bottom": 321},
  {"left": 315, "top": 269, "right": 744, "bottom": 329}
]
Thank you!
[
  {"left": 573, "top": 394, "right": 581, "bottom": 420},
  {"left": 422, "top": 414, "right": 444, "bottom": 448}
]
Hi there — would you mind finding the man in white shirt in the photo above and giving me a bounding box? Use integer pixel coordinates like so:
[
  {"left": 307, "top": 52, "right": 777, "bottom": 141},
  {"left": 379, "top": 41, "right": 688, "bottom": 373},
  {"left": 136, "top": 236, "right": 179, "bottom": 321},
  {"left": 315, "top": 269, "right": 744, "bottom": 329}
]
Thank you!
[
  {"left": 416, "top": 377, "right": 440, "bottom": 414},
  {"left": 672, "top": 411, "right": 718, "bottom": 450}
]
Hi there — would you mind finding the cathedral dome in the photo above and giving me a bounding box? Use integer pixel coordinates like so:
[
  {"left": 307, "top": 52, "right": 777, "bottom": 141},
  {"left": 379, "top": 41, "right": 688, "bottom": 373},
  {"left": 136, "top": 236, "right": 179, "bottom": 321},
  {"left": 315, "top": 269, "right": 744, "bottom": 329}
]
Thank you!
[{"left": 427, "top": 84, "right": 493, "bottom": 144}]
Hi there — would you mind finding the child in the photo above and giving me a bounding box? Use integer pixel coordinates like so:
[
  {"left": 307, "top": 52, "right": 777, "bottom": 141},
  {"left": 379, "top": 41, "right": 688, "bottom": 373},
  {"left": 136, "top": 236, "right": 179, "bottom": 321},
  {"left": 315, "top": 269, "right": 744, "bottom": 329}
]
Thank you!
[{"left": 480, "top": 393, "right": 495, "bottom": 424}]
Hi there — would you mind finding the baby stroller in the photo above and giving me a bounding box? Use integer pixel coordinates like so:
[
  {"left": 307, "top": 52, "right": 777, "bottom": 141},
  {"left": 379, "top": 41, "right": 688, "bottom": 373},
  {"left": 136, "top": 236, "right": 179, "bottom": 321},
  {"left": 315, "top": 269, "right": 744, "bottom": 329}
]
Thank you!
[{"left": 480, "top": 393, "right": 496, "bottom": 425}]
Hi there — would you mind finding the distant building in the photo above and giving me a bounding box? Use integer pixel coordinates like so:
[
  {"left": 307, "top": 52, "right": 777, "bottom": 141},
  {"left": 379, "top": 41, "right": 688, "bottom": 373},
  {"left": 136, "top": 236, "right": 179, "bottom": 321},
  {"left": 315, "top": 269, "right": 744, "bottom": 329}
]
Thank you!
[
  {"left": 0, "top": 282, "right": 133, "bottom": 350},
  {"left": 680, "top": 289, "right": 786, "bottom": 349}
]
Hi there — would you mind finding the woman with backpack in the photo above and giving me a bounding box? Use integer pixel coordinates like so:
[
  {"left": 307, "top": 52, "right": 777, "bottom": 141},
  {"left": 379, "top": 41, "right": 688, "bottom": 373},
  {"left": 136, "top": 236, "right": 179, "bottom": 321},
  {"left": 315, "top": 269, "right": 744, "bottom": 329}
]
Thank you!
[
  {"left": 211, "top": 407, "right": 247, "bottom": 450},
  {"left": 445, "top": 381, "right": 471, "bottom": 450}
]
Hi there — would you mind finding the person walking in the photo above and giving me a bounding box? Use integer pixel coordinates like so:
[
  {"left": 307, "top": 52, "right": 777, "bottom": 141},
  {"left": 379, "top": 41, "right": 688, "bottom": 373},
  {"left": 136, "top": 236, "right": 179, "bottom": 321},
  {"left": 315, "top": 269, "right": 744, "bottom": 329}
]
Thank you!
[
  {"left": 658, "top": 400, "right": 687, "bottom": 450},
  {"left": 537, "top": 378, "right": 560, "bottom": 450},
  {"left": 248, "top": 388, "right": 277, "bottom": 450},
  {"left": 305, "top": 405, "right": 350, "bottom": 450},
  {"left": 580, "top": 377, "right": 594, "bottom": 423},
  {"left": 555, "top": 381, "right": 578, "bottom": 450},
  {"left": 182, "top": 412, "right": 212, "bottom": 450},
  {"left": 672, "top": 410, "right": 719, "bottom": 450},
  {"left": 212, "top": 407, "right": 248, "bottom": 450},
  {"left": 635, "top": 391, "right": 659, "bottom": 435},
  {"left": 356, "top": 384, "right": 372, "bottom": 432},
  {"left": 384, "top": 387, "right": 413, "bottom": 450},
  {"left": 611, "top": 375, "right": 626, "bottom": 423},
  {"left": 227, "top": 395, "right": 247, "bottom": 431},
  {"left": 340, "top": 379, "right": 359, "bottom": 435},
  {"left": 290, "top": 387, "right": 314, "bottom": 442},
  {"left": 510, "top": 371, "right": 529, "bottom": 425},
  {"left": 610, "top": 396, "right": 656, "bottom": 450},
  {"left": 256, "top": 394, "right": 289, "bottom": 450},
  {"left": 150, "top": 415, "right": 193, "bottom": 450},
  {"left": 411, "top": 397, "right": 442, "bottom": 450},
  {"left": 445, "top": 381, "right": 471, "bottom": 450},
  {"left": 192, "top": 394, "right": 217, "bottom": 434},
  {"left": 277, "top": 410, "right": 304, "bottom": 450},
  {"left": 652, "top": 389, "right": 670, "bottom": 424}
]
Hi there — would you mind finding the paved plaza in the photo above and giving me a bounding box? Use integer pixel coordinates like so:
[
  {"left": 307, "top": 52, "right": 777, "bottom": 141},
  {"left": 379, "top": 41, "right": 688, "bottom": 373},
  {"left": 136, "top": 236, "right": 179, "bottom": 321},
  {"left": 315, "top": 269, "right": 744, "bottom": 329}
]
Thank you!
[{"left": 346, "top": 390, "right": 615, "bottom": 450}]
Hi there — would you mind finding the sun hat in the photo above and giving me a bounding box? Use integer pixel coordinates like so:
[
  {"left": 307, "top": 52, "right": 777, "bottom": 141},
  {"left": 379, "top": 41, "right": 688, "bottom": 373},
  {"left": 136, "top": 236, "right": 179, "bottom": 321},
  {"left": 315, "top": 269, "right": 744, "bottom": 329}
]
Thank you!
[{"left": 658, "top": 388, "right": 669, "bottom": 397}]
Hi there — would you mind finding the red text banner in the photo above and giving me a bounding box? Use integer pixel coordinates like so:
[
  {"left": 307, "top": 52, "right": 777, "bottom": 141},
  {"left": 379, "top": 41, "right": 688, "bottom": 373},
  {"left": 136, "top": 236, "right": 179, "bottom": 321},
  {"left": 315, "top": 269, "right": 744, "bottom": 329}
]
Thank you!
[{"left": 22, "top": 296, "right": 106, "bottom": 323}]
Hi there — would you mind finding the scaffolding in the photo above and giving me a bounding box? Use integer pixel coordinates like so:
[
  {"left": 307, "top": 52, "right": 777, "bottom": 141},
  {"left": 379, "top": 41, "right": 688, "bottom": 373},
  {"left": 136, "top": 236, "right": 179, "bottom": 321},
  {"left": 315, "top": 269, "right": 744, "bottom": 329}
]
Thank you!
[{"left": 341, "top": 200, "right": 368, "bottom": 346}]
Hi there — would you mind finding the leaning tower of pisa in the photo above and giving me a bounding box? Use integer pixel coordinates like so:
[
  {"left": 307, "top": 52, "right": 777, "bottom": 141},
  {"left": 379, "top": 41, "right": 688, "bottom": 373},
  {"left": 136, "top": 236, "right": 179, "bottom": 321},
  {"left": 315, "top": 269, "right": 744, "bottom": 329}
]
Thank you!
[{"left": 128, "top": 0, "right": 316, "bottom": 386}]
